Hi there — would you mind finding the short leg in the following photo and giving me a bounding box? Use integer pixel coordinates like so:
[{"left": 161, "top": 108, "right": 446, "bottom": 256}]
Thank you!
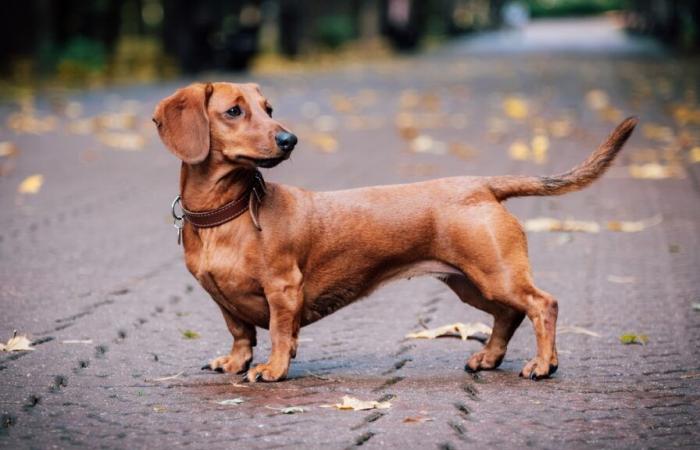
[
  {"left": 444, "top": 276, "right": 524, "bottom": 371},
  {"left": 202, "top": 304, "right": 256, "bottom": 374},
  {"left": 246, "top": 277, "right": 303, "bottom": 382},
  {"left": 517, "top": 288, "right": 558, "bottom": 380}
]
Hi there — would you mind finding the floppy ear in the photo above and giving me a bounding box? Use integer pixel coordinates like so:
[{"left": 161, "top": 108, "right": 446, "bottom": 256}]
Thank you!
[{"left": 153, "top": 83, "right": 213, "bottom": 164}]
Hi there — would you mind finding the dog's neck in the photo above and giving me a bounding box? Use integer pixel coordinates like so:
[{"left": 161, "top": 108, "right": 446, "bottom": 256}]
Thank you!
[{"left": 179, "top": 163, "right": 257, "bottom": 212}]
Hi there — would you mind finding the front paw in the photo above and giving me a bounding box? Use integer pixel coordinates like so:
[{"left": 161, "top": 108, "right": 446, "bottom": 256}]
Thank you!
[
  {"left": 202, "top": 354, "right": 251, "bottom": 374},
  {"left": 245, "top": 362, "right": 288, "bottom": 382},
  {"left": 519, "top": 357, "right": 557, "bottom": 380}
]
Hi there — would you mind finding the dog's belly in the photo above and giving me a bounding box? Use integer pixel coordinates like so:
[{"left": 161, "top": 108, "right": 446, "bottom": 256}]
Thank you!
[{"left": 301, "top": 260, "right": 462, "bottom": 325}]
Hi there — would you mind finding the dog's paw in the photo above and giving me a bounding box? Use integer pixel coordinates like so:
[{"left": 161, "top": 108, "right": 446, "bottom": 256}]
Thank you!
[
  {"left": 201, "top": 354, "right": 251, "bottom": 374},
  {"left": 519, "top": 357, "right": 557, "bottom": 380},
  {"left": 245, "top": 362, "right": 287, "bottom": 382},
  {"left": 464, "top": 348, "right": 504, "bottom": 372}
]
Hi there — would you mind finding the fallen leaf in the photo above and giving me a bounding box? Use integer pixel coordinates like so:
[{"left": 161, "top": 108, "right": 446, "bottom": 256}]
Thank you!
[
  {"left": 216, "top": 398, "right": 245, "bottom": 406},
  {"left": 689, "top": 146, "right": 700, "bottom": 163},
  {"left": 607, "top": 275, "right": 636, "bottom": 284},
  {"left": 406, "top": 322, "right": 492, "bottom": 341},
  {"left": 557, "top": 325, "right": 601, "bottom": 338},
  {"left": 628, "top": 163, "right": 684, "bottom": 179},
  {"left": 265, "top": 405, "right": 306, "bottom": 414},
  {"left": 508, "top": 141, "right": 529, "bottom": 160},
  {"left": 181, "top": 329, "right": 200, "bottom": 339},
  {"left": 585, "top": 89, "right": 609, "bottom": 111},
  {"left": 18, "top": 174, "right": 44, "bottom": 194},
  {"left": 0, "top": 141, "right": 19, "bottom": 157},
  {"left": 549, "top": 119, "right": 573, "bottom": 138},
  {"left": 403, "top": 415, "right": 433, "bottom": 424},
  {"left": 531, "top": 133, "right": 549, "bottom": 164},
  {"left": 449, "top": 142, "right": 477, "bottom": 160},
  {"left": 0, "top": 331, "right": 34, "bottom": 352},
  {"left": 410, "top": 135, "right": 446, "bottom": 154},
  {"left": 503, "top": 97, "right": 529, "bottom": 120},
  {"left": 322, "top": 395, "right": 391, "bottom": 411},
  {"left": 153, "top": 405, "right": 167, "bottom": 413},
  {"left": 98, "top": 132, "right": 145, "bottom": 151},
  {"left": 606, "top": 215, "right": 662, "bottom": 232},
  {"left": 308, "top": 132, "right": 338, "bottom": 153},
  {"left": 147, "top": 371, "right": 184, "bottom": 382},
  {"left": 620, "top": 333, "right": 648, "bottom": 345},
  {"left": 524, "top": 217, "right": 600, "bottom": 233},
  {"left": 62, "top": 339, "right": 93, "bottom": 344},
  {"left": 641, "top": 123, "right": 674, "bottom": 143}
]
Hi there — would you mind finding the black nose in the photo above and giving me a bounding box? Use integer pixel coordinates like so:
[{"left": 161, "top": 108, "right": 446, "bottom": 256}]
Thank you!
[{"left": 275, "top": 131, "right": 297, "bottom": 152}]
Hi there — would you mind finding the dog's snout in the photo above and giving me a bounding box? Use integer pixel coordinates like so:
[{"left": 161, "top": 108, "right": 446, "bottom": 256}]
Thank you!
[{"left": 275, "top": 132, "right": 297, "bottom": 153}]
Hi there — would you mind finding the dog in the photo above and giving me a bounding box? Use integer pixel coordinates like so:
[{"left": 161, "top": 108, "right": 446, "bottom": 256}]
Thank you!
[{"left": 153, "top": 82, "right": 637, "bottom": 382}]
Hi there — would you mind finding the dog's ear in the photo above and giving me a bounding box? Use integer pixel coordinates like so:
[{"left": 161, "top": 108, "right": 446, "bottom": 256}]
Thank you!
[{"left": 153, "top": 83, "right": 213, "bottom": 164}]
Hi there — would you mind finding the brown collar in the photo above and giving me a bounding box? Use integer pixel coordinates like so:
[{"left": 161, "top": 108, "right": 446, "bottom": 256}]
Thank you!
[{"left": 173, "top": 171, "right": 267, "bottom": 233}]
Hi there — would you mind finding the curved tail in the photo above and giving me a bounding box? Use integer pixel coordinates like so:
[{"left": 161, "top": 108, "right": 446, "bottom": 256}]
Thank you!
[{"left": 489, "top": 117, "right": 638, "bottom": 201}]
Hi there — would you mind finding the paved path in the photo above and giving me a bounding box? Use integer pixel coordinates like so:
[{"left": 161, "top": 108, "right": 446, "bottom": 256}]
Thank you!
[{"left": 1, "top": 17, "right": 699, "bottom": 449}]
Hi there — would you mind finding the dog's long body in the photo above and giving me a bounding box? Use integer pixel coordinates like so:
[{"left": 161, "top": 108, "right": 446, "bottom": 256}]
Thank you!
[{"left": 154, "top": 82, "right": 637, "bottom": 382}]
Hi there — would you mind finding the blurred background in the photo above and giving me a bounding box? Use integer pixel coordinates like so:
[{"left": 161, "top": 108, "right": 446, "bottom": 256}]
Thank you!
[{"left": 0, "top": 0, "right": 699, "bottom": 90}]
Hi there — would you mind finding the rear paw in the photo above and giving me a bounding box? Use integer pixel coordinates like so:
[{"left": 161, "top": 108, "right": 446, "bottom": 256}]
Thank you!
[
  {"left": 464, "top": 349, "right": 504, "bottom": 372},
  {"left": 519, "top": 357, "right": 557, "bottom": 380},
  {"left": 201, "top": 354, "right": 251, "bottom": 374}
]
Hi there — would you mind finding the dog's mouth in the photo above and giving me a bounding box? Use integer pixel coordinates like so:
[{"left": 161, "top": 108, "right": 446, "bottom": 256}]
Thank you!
[{"left": 236, "top": 155, "right": 287, "bottom": 169}]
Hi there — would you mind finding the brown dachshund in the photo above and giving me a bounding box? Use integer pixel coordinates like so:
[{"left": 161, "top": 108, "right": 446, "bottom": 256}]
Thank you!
[{"left": 153, "top": 82, "right": 637, "bottom": 382}]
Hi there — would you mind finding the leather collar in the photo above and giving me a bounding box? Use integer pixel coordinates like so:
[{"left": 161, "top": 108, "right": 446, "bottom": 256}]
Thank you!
[{"left": 175, "top": 171, "right": 266, "bottom": 231}]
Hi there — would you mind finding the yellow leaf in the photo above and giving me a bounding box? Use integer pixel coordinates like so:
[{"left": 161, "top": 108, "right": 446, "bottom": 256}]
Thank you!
[
  {"left": 0, "top": 141, "right": 19, "bottom": 157},
  {"left": 606, "top": 215, "right": 662, "bottom": 232},
  {"left": 689, "top": 146, "right": 700, "bottom": 163},
  {"left": 503, "top": 97, "right": 529, "bottom": 120},
  {"left": 549, "top": 119, "right": 573, "bottom": 138},
  {"left": 410, "top": 135, "right": 446, "bottom": 154},
  {"left": 403, "top": 415, "right": 433, "bottom": 424},
  {"left": 323, "top": 396, "right": 391, "bottom": 411},
  {"left": 0, "top": 331, "right": 34, "bottom": 352},
  {"left": 309, "top": 133, "right": 338, "bottom": 153},
  {"left": 531, "top": 133, "right": 549, "bottom": 164},
  {"left": 18, "top": 174, "right": 44, "bottom": 194},
  {"left": 98, "top": 132, "right": 145, "bottom": 151},
  {"left": 585, "top": 89, "right": 609, "bottom": 111},
  {"left": 406, "top": 322, "right": 492, "bottom": 341},
  {"left": 508, "top": 141, "right": 530, "bottom": 160},
  {"left": 628, "top": 163, "right": 684, "bottom": 179},
  {"left": 524, "top": 217, "right": 600, "bottom": 233}
]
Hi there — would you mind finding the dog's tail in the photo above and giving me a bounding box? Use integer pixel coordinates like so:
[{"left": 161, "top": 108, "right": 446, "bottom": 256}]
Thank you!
[{"left": 488, "top": 117, "right": 638, "bottom": 201}]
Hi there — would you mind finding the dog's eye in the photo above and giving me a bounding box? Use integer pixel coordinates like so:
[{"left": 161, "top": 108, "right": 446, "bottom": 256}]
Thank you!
[
  {"left": 265, "top": 105, "right": 273, "bottom": 117},
  {"left": 226, "top": 105, "right": 242, "bottom": 117}
]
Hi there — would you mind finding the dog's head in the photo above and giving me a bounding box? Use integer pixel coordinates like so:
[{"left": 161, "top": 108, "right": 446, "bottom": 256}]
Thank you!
[{"left": 152, "top": 82, "right": 296, "bottom": 168}]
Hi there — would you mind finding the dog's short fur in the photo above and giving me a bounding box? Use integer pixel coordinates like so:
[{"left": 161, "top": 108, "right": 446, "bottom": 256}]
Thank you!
[{"left": 153, "top": 82, "right": 637, "bottom": 382}]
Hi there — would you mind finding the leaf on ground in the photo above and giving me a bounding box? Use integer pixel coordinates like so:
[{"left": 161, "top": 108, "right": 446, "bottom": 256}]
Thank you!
[
  {"left": 524, "top": 217, "right": 600, "bottom": 233},
  {"left": 508, "top": 141, "right": 529, "bottom": 160},
  {"left": 181, "top": 329, "right": 200, "bottom": 339},
  {"left": 410, "top": 135, "right": 446, "bottom": 154},
  {"left": 265, "top": 405, "right": 306, "bottom": 414},
  {"left": 322, "top": 395, "right": 391, "bottom": 411},
  {"left": 689, "top": 146, "right": 700, "bottom": 163},
  {"left": 607, "top": 275, "right": 636, "bottom": 284},
  {"left": 606, "top": 215, "right": 662, "bottom": 232},
  {"left": 628, "top": 163, "right": 684, "bottom": 179},
  {"left": 62, "top": 339, "right": 93, "bottom": 344},
  {"left": 147, "top": 371, "right": 184, "bottom": 382},
  {"left": 406, "top": 322, "right": 492, "bottom": 341},
  {"left": 531, "top": 133, "right": 549, "bottom": 164},
  {"left": 98, "top": 132, "right": 145, "bottom": 151},
  {"left": 308, "top": 132, "right": 338, "bottom": 153},
  {"left": 0, "top": 141, "right": 19, "bottom": 157},
  {"left": 216, "top": 398, "right": 245, "bottom": 406},
  {"left": 620, "top": 333, "right": 648, "bottom": 345},
  {"left": 0, "top": 331, "right": 34, "bottom": 352},
  {"left": 18, "top": 174, "right": 44, "bottom": 194},
  {"left": 153, "top": 405, "right": 167, "bottom": 413},
  {"left": 557, "top": 325, "right": 601, "bottom": 338},
  {"left": 503, "top": 97, "right": 529, "bottom": 120},
  {"left": 403, "top": 415, "right": 433, "bottom": 424}
]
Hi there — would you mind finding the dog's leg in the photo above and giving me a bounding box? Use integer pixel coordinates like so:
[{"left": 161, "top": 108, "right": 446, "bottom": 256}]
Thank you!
[
  {"left": 515, "top": 286, "right": 559, "bottom": 380},
  {"left": 246, "top": 276, "right": 303, "bottom": 382},
  {"left": 444, "top": 275, "right": 525, "bottom": 371},
  {"left": 203, "top": 304, "right": 256, "bottom": 374}
]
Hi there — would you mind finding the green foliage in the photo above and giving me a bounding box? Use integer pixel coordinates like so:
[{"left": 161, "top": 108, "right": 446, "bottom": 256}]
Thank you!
[
  {"left": 315, "top": 15, "right": 355, "bottom": 49},
  {"left": 527, "top": 0, "right": 626, "bottom": 18}
]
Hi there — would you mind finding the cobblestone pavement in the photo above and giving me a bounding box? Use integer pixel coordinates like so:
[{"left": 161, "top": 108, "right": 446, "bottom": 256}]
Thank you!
[{"left": 1, "top": 18, "right": 699, "bottom": 449}]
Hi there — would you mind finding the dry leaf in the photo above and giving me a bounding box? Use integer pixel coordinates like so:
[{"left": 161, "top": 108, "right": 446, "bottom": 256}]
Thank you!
[
  {"left": 98, "top": 132, "right": 145, "bottom": 151},
  {"left": 503, "top": 97, "right": 529, "bottom": 120},
  {"left": 607, "top": 275, "right": 636, "bottom": 284},
  {"left": 549, "top": 119, "right": 573, "bottom": 138},
  {"left": 406, "top": 322, "right": 492, "bottom": 341},
  {"left": 308, "top": 132, "right": 338, "bottom": 153},
  {"left": 689, "top": 146, "right": 700, "bottom": 163},
  {"left": 628, "top": 163, "right": 684, "bottom": 179},
  {"left": 153, "top": 405, "right": 167, "bottom": 413},
  {"left": 0, "top": 141, "right": 19, "bottom": 157},
  {"left": 449, "top": 142, "right": 476, "bottom": 160},
  {"left": 216, "top": 398, "right": 245, "bottom": 406},
  {"left": 18, "top": 174, "right": 44, "bottom": 194},
  {"left": 403, "top": 415, "right": 434, "bottom": 424},
  {"left": 641, "top": 123, "right": 674, "bottom": 143},
  {"left": 606, "top": 215, "right": 662, "bottom": 232},
  {"left": 410, "top": 135, "right": 446, "bottom": 154},
  {"left": 557, "top": 325, "right": 601, "bottom": 338},
  {"left": 0, "top": 331, "right": 34, "bottom": 352},
  {"left": 147, "top": 371, "right": 184, "bottom": 382},
  {"left": 323, "top": 395, "right": 391, "bottom": 411},
  {"left": 524, "top": 217, "right": 600, "bottom": 233},
  {"left": 62, "top": 339, "right": 93, "bottom": 344},
  {"left": 531, "top": 133, "right": 549, "bottom": 164}
]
